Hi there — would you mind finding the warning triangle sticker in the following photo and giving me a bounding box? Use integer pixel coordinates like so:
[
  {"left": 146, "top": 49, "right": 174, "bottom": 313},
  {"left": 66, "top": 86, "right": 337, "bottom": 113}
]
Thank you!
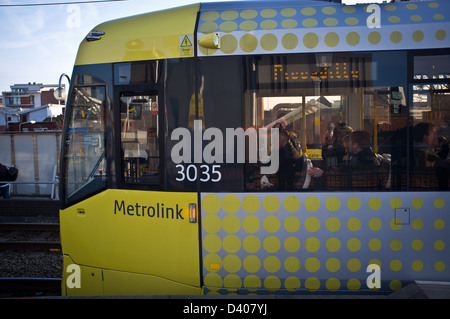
[{"left": 181, "top": 35, "right": 192, "bottom": 47}]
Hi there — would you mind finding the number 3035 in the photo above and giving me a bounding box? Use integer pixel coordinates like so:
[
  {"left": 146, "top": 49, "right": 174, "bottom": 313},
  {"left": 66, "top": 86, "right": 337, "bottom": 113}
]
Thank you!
[{"left": 175, "top": 164, "right": 221, "bottom": 182}]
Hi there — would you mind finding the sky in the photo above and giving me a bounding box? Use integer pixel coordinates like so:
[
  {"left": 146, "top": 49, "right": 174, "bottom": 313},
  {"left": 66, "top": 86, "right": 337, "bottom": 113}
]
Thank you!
[{"left": 0, "top": 0, "right": 385, "bottom": 94}]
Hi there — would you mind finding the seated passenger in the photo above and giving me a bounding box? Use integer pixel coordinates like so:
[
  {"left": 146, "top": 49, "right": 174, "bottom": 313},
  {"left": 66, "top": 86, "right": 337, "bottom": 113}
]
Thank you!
[
  {"left": 348, "top": 130, "right": 380, "bottom": 169},
  {"left": 413, "top": 122, "right": 440, "bottom": 167},
  {"left": 306, "top": 131, "right": 381, "bottom": 188},
  {"left": 342, "top": 134, "right": 351, "bottom": 163},
  {"left": 322, "top": 124, "right": 354, "bottom": 167},
  {"left": 413, "top": 122, "right": 450, "bottom": 190}
]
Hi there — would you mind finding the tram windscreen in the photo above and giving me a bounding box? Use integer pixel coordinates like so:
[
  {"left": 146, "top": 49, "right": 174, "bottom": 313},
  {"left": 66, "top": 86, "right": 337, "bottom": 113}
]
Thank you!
[{"left": 63, "top": 86, "right": 106, "bottom": 203}]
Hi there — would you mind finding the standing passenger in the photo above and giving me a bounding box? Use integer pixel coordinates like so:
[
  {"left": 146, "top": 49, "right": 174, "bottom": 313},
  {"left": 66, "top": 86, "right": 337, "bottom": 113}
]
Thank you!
[{"left": 275, "top": 122, "right": 302, "bottom": 191}]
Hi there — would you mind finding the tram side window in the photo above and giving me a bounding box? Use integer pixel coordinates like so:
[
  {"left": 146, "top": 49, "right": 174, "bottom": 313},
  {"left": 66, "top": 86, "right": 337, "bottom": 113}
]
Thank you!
[
  {"left": 64, "top": 86, "right": 106, "bottom": 204},
  {"left": 410, "top": 54, "right": 450, "bottom": 190},
  {"left": 243, "top": 52, "right": 415, "bottom": 192},
  {"left": 120, "top": 95, "right": 160, "bottom": 185}
]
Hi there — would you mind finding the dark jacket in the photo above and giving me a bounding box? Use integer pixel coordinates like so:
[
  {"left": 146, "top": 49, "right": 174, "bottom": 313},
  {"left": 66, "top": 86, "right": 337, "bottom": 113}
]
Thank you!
[
  {"left": 0, "top": 164, "right": 8, "bottom": 186},
  {"left": 277, "top": 133, "right": 303, "bottom": 190},
  {"left": 350, "top": 148, "right": 380, "bottom": 169}
]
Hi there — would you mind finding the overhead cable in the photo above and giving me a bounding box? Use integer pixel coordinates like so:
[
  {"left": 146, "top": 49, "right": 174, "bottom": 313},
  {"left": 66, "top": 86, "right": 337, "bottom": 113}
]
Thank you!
[{"left": 0, "top": 0, "right": 126, "bottom": 7}]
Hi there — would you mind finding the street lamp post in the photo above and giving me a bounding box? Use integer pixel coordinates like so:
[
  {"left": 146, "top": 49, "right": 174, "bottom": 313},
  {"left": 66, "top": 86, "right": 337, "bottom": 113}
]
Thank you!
[{"left": 54, "top": 73, "right": 71, "bottom": 102}]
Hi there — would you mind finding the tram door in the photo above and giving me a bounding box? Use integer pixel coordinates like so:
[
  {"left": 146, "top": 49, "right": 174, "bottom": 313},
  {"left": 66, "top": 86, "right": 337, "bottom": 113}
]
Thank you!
[
  {"left": 119, "top": 93, "right": 161, "bottom": 185},
  {"left": 96, "top": 90, "right": 201, "bottom": 294}
]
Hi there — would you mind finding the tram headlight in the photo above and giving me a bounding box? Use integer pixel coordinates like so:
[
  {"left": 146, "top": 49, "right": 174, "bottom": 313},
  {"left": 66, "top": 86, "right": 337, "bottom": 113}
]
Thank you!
[{"left": 189, "top": 203, "right": 197, "bottom": 223}]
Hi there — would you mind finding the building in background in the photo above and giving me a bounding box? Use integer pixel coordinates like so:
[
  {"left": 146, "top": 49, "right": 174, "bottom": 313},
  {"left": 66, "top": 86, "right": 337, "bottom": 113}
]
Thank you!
[{"left": 0, "top": 82, "right": 65, "bottom": 131}]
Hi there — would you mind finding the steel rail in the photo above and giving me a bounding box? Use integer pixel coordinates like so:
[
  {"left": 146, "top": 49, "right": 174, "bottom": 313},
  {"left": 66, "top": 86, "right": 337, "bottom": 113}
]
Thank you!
[
  {"left": 0, "top": 277, "right": 62, "bottom": 296},
  {"left": 0, "top": 241, "right": 61, "bottom": 250},
  {"left": 0, "top": 222, "right": 60, "bottom": 232}
]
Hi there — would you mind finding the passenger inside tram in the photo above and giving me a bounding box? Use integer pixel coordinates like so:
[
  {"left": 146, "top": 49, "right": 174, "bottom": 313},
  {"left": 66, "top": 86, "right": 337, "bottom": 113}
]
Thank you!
[
  {"left": 252, "top": 94, "right": 394, "bottom": 191},
  {"left": 248, "top": 89, "right": 450, "bottom": 192},
  {"left": 273, "top": 120, "right": 304, "bottom": 191},
  {"left": 304, "top": 130, "right": 385, "bottom": 191},
  {"left": 347, "top": 131, "right": 381, "bottom": 169},
  {"left": 258, "top": 94, "right": 421, "bottom": 192},
  {"left": 412, "top": 122, "right": 450, "bottom": 190},
  {"left": 322, "top": 123, "right": 354, "bottom": 167},
  {"left": 413, "top": 122, "right": 440, "bottom": 167}
]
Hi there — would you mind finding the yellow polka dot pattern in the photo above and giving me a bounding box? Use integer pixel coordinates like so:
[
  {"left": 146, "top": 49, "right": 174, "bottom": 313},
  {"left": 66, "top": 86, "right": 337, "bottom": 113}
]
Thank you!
[
  {"left": 201, "top": 193, "right": 449, "bottom": 295},
  {"left": 198, "top": 1, "right": 449, "bottom": 56}
]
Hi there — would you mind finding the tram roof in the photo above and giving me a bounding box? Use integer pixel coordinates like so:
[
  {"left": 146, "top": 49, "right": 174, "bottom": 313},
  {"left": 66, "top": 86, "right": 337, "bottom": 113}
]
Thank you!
[
  {"left": 75, "top": 0, "right": 449, "bottom": 66},
  {"left": 74, "top": 3, "right": 200, "bottom": 65}
]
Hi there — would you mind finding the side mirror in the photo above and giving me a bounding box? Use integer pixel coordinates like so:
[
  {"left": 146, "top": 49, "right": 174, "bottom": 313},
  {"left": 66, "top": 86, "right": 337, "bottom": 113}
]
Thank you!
[{"left": 198, "top": 33, "right": 221, "bottom": 49}]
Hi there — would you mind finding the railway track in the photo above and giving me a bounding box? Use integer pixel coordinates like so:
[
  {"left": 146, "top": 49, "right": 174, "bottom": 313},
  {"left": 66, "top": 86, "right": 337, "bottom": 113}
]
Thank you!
[
  {"left": 1, "top": 222, "right": 63, "bottom": 297},
  {"left": 0, "top": 222, "right": 61, "bottom": 250},
  {"left": 0, "top": 222, "right": 60, "bottom": 232},
  {"left": 0, "top": 241, "right": 61, "bottom": 250},
  {"left": 0, "top": 278, "right": 62, "bottom": 298}
]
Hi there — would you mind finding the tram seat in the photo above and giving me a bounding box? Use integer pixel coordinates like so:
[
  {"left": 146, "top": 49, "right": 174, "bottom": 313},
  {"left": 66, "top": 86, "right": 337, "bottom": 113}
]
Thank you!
[
  {"left": 323, "top": 167, "right": 392, "bottom": 191},
  {"left": 352, "top": 168, "right": 392, "bottom": 191},
  {"left": 392, "top": 167, "right": 449, "bottom": 191},
  {"left": 249, "top": 166, "right": 448, "bottom": 191},
  {"left": 409, "top": 167, "right": 439, "bottom": 191},
  {"left": 322, "top": 167, "right": 347, "bottom": 191}
]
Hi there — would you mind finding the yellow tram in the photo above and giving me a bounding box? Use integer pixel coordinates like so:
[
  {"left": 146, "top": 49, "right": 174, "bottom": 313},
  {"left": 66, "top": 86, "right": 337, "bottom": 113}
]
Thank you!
[{"left": 60, "top": 0, "right": 450, "bottom": 296}]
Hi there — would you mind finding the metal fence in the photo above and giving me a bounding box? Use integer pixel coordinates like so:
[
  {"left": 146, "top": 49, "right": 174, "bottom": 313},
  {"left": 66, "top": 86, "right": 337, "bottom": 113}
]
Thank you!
[{"left": 0, "top": 131, "right": 61, "bottom": 199}]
